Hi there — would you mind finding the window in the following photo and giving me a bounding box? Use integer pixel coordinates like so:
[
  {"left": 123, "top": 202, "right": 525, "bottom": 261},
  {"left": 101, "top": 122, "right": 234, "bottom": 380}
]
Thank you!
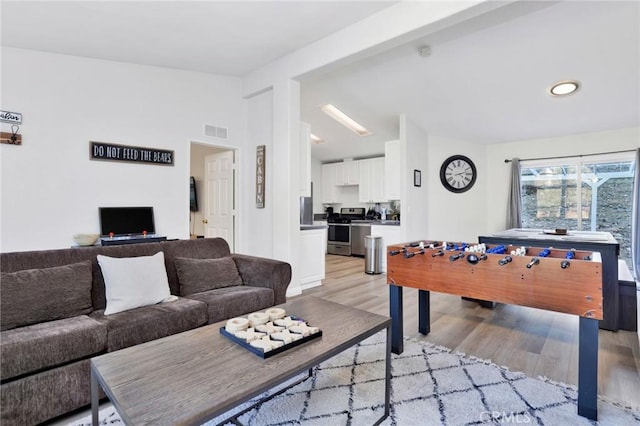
[{"left": 521, "top": 154, "right": 636, "bottom": 268}]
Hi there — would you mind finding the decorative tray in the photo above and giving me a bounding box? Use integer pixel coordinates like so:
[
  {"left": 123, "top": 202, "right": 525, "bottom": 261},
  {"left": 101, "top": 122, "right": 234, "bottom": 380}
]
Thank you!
[{"left": 219, "top": 308, "right": 322, "bottom": 359}]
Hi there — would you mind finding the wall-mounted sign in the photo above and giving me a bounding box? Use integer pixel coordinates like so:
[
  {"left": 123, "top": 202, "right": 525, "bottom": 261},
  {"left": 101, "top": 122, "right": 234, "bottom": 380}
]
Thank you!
[
  {"left": 90, "top": 141, "right": 174, "bottom": 166},
  {"left": 0, "top": 110, "right": 22, "bottom": 124},
  {"left": 256, "top": 145, "right": 266, "bottom": 208}
]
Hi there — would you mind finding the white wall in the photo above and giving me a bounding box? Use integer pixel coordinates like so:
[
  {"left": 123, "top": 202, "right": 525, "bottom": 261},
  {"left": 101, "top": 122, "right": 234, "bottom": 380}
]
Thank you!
[
  {"left": 403, "top": 115, "right": 430, "bottom": 239},
  {"left": 241, "top": 89, "right": 274, "bottom": 258},
  {"left": 486, "top": 127, "right": 640, "bottom": 233},
  {"left": 426, "top": 134, "right": 488, "bottom": 242},
  {"left": 0, "top": 48, "right": 246, "bottom": 252}
]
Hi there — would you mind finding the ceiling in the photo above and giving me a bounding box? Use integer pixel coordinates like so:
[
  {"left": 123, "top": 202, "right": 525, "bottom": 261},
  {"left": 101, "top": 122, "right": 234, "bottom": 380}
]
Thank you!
[
  {"left": 0, "top": 1, "right": 396, "bottom": 76},
  {"left": 2, "top": 1, "right": 638, "bottom": 163},
  {"left": 302, "top": 0, "right": 640, "bottom": 161}
]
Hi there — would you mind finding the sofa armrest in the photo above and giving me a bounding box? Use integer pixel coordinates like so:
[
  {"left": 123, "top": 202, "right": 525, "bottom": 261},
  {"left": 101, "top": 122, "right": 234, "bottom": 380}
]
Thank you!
[{"left": 232, "top": 254, "right": 292, "bottom": 304}]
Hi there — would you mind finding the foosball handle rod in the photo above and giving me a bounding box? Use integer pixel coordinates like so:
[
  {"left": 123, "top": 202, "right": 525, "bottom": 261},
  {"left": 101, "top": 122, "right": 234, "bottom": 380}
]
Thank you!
[
  {"left": 526, "top": 257, "right": 540, "bottom": 268},
  {"left": 389, "top": 248, "right": 407, "bottom": 256},
  {"left": 449, "top": 252, "right": 465, "bottom": 262},
  {"left": 498, "top": 255, "right": 513, "bottom": 266}
]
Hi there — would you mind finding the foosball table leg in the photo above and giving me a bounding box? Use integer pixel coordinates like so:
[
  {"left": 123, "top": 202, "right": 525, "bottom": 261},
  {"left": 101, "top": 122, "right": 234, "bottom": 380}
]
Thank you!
[
  {"left": 419, "top": 290, "right": 430, "bottom": 335},
  {"left": 389, "top": 284, "right": 404, "bottom": 354},
  {"left": 578, "top": 316, "right": 599, "bottom": 420}
]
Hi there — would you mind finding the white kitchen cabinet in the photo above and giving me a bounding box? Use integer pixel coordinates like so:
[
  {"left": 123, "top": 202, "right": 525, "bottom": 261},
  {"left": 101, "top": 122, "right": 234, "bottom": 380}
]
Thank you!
[
  {"left": 358, "top": 159, "right": 372, "bottom": 202},
  {"left": 299, "top": 228, "right": 326, "bottom": 291},
  {"left": 314, "top": 220, "right": 328, "bottom": 253},
  {"left": 384, "top": 140, "right": 401, "bottom": 200},
  {"left": 334, "top": 162, "right": 345, "bottom": 186},
  {"left": 371, "top": 157, "right": 386, "bottom": 202},
  {"left": 321, "top": 163, "right": 338, "bottom": 203},
  {"left": 359, "top": 158, "right": 386, "bottom": 203},
  {"left": 343, "top": 160, "right": 359, "bottom": 185},
  {"left": 300, "top": 122, "right": 311, "bottom": 197},
  {"left": 333, "top": 160, "right": 359, "bottom": 186}
]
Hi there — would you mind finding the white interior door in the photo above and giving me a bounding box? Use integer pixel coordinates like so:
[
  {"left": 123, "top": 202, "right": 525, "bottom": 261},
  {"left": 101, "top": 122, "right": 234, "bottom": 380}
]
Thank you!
[{"left": 204, "top": 150, "right": 234, "bottom": 251}]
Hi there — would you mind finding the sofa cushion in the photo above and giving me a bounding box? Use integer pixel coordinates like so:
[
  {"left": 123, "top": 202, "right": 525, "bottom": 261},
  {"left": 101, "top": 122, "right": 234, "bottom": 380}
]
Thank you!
[
  {"left": 0, "top": 316, "right": 106, "bottom": 381},
  {"left": 1, "top": 359, "right": 92, "bottom": 426},
  {"left": 185, "top": 286, "right": 274, "bottom": 324},
  {"left": 90, "top": 297, "right": 208, "bottom": 352},
  {"left": 0, "top": 261, "right": 93, "bottom": 331},
  {"left": 175, "top": 257, "right": 243, "bottom": 296},
  {"left": 97, "top": 251, "right": 173, "bottom": 315}
]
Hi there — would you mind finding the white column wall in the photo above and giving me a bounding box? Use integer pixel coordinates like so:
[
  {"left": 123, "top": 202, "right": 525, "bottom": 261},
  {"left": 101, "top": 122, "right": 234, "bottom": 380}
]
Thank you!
[
  {"left": 242, "top": 90, "right": 274, "bottom": 258},
  {"left": 271, "top": 78, "right": 302, "bottom": 296}
]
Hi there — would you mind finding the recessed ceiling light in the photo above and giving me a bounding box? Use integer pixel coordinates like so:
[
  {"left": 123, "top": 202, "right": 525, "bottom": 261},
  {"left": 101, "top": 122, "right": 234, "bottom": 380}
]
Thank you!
[
  {"left": 550, "top": 80, "right": 580, "bottom": 96},
  {"left": 321, "top": 104, "right": 372, "bottom": 136},
  {"left": 310, "top": 133, "right": 325, "bottom": 144}
]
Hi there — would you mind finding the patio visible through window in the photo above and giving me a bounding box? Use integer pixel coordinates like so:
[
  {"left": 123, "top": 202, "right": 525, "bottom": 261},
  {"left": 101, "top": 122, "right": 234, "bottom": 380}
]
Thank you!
[{"left": 521, "top": 156, "right": 635, "bottom": 270}]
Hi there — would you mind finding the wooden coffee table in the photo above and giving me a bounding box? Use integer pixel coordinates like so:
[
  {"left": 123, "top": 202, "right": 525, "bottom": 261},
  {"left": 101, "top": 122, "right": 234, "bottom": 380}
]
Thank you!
[{"left": 90, "top": 296, "right": 391, "bottom": 425}]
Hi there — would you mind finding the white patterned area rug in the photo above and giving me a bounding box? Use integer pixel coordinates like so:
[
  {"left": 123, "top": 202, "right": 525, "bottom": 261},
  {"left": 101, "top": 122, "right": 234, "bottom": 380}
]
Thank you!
[{"left": 73, "top": 333, "right": 639, "bottom": 425}]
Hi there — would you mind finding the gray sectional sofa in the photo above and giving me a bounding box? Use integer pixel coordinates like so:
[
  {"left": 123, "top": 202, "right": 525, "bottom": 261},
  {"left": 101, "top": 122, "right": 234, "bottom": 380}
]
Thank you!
[{"left": 0, "top": 238, "right": 291, "bottom": 425}]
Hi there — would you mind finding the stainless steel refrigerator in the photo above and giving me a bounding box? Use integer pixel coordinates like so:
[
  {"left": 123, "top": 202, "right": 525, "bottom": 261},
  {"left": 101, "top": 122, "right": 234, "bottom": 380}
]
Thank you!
[{"left": 300, "top": 183, "right": 313, "bottom": 225}]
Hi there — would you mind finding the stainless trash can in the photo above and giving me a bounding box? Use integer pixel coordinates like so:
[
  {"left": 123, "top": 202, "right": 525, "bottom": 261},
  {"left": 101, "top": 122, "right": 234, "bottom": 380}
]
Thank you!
[{"left": 365, "top": 235, "right": 383, "bottom": 274}]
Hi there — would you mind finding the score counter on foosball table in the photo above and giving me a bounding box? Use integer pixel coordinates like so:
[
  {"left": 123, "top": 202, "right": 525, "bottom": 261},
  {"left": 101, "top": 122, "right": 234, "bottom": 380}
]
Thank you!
[{"left": 386, "top": 240, "right": 602, "bottom": 421}]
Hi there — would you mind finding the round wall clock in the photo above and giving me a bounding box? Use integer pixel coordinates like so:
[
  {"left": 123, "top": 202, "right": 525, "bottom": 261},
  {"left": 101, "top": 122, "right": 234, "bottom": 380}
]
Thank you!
[{"left": 439, "top": 155, "right": 477, "bottom": 193}]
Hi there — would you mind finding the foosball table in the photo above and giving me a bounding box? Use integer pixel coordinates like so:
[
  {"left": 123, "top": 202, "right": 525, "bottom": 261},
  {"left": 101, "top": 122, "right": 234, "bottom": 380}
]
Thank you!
[{"left": 387, "top": 240, "right": 603, "bottom": 420}]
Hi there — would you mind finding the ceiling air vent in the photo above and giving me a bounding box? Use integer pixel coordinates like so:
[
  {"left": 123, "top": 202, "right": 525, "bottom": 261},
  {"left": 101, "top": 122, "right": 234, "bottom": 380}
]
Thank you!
[{"left": 204, "top": 124, "right": 228, "bottom": 139}]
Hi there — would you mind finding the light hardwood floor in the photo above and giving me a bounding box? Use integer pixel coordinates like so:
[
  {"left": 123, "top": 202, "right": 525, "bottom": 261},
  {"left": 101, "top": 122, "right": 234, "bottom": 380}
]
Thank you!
[{"left": 300, "top": 254, "right": 640, "bottom": 409}]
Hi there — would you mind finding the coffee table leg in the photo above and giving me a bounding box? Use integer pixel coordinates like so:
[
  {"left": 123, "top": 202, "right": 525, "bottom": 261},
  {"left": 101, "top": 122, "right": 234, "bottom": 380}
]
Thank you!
[
  {"left": 372, "top": 325, "right": 392, "bottom": 426},
  {"left": 91, "top": 365, "right": 99, "bottom": 426}
]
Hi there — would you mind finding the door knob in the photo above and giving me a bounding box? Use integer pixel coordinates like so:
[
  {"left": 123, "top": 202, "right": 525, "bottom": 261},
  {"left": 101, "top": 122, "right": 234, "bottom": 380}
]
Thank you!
[{"left": 202, "top": 219, "right": 208, "bottom": 224}]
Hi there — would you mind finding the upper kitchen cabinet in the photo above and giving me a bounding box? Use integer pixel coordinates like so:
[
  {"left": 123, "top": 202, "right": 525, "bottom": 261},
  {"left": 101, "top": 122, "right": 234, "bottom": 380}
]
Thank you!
[
  {"left": 341, "top": 159, "right": 359, "bottom": 186},
  {"left": 359, "top": 157, "right": 386, "bottom": 203},
  {"left": 384, "top": 140, "right": 401, "bottom": 200},
  {"left": 300, "top": 122, "right": 311, "bottom": 197},
  {"left": 333, "top": 160, "right": 359, "bottom": 186},
  {"left": 321, "top": 162, "right": 339, "bottom": 203},
  {"left": 371, "top": 157, "right": 385, "bottom": 201}
]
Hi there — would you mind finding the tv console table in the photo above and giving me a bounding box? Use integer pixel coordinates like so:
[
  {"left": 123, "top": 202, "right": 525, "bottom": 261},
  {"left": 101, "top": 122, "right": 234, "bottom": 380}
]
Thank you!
[{"left": 100, "top": 235, "right": 167, "bottom": 246}]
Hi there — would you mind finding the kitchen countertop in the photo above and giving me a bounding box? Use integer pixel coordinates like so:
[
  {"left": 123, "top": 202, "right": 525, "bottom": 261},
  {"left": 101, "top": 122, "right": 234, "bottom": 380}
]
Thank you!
[
  {"left": 353, "top": 220, "right": 401, "bottom": 226},
  {"left": 312, "top": 214, "right": 400, "bottom": 226},
  {"left": 300, "top": 224, "right": 328, "bottom": 230}
]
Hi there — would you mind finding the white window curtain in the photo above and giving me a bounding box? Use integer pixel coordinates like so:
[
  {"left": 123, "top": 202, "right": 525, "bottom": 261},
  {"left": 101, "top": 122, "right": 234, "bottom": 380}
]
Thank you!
[
  {"left": 632, "top": 148, "right": 640, "bottom": 278},
  {"left": 506, "top": 158, "right": 522, "bottom": 229}
]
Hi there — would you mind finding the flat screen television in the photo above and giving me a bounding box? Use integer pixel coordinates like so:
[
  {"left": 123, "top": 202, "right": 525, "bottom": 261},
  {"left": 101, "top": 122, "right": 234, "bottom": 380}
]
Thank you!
[
  {"left": 99, "top": 207, "right": 156, "bottom": 236},
  {"left": 190, "top": 176, "right": 198, "bottom": 212}
]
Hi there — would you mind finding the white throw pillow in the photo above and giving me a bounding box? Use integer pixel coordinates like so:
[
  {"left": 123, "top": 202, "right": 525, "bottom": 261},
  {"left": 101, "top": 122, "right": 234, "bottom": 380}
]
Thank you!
[{"left": 97, "top": 251, "right": 174, "bottom": 315}]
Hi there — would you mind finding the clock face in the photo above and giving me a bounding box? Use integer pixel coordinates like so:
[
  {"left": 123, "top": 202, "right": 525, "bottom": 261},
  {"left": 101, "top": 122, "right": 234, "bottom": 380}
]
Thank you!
[{"left": 440, "top": 155, "right": 476, "bottom": 193}]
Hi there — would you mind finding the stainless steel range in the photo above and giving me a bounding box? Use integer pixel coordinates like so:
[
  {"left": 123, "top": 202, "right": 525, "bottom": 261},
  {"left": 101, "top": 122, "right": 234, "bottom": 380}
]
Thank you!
[{"left": 327, "top": 208, "right": 367, "bottom": 256}]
